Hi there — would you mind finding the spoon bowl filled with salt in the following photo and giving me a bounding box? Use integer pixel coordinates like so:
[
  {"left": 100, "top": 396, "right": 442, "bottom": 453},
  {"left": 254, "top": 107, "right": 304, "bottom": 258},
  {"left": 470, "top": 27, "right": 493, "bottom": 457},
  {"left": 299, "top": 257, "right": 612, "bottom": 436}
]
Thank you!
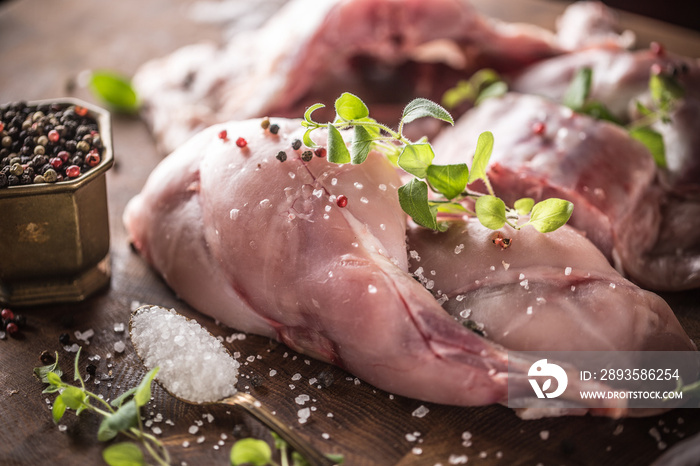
[{"left": 129, "top": 304, "right": 336, "bottom": 466}]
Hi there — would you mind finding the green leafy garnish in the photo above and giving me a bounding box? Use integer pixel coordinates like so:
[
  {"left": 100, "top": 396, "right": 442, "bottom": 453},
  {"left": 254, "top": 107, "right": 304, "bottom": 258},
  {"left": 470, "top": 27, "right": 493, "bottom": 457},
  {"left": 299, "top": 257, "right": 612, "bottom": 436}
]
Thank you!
[
  {"left": 102, "top": 442, "right": 146, "bottom": 466},
  {"left": 35, "top": 350, "right": 169, "bottom": 466},
  {"left": 301, "top": 93, "right": 573, "bottom": 234},
  {"left": 230, "top": 438, "right": 273, "bottom": 466},
  {"left": 88, "top": 70, "right": 140, "bottom": 114},
  {"left": 563, "top": 67, "right": 685, "bottom": 169},
  {"left": 442, "top": 69, "right": 507, "bottom": 109}
]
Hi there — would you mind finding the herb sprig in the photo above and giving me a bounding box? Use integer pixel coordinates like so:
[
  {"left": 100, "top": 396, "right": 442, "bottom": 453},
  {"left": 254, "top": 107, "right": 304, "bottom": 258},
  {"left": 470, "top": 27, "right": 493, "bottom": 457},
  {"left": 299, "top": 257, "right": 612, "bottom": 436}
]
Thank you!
[
  {"left": 34, "top": 348, "right": 169, "bottom": 466},
  {"left": 230, "top": 432, "right": 344, "bottom": 466},
  {"left": 302, "top": 92, "right": 573, "bottom": 233},
  {"left": 563, "top": 66, "right": 685, "bottom": 168}
]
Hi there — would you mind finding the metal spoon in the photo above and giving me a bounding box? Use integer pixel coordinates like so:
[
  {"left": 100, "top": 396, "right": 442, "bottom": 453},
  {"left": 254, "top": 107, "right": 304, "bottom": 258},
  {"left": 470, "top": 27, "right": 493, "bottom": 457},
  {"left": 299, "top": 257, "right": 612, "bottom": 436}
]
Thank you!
[{"left": 129, "top": 304, "right": 336, "bottom": 466}]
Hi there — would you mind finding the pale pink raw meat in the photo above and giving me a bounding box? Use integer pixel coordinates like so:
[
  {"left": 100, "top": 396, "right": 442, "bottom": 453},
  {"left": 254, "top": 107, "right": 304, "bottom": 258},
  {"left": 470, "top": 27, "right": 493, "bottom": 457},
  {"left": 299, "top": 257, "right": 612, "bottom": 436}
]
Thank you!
[
  {"left": 406, "top": 219, "right": 694, "bottom": 353},
  {"left": 124, "top": 118, "right": 631, "bottom": 415},
  {"left": 433, "top": 92, "right": 700, "bottom": 291},
  {"left": 133, "top": 0, "right": 560, "bottom": 153}
]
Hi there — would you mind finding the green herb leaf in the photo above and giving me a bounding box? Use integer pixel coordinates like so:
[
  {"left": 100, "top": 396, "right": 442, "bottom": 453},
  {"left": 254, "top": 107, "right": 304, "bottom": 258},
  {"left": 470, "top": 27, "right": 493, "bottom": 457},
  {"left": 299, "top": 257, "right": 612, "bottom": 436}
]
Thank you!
[
  {"left": 650, "top": 73, "right": 684, "bottom": 112},
  {"left": 34, "top": 353, "right": 62, "bottom": 383},
  {"left": 52, "top": 395, "right": 67, "bottom": 423},
  {"left": 61, "top": 385, "right": 87, "bottom": 410},
  {"left": 327, "top": 124, "right": 351, "bottom": 164},
  {"left": 74, "top": 346, "right": 82, "bottom": 382},
  {"left": 351, "top": 125, "right": 374, "bottom": 164},
  {"left": 475, "top": 81, "right": 508, "bottom": 105},
  {"left": 89, "top": 71, "right": 139, "bottom": 114},
  {"left": 525, "top": 198, "right": 574, "bottom": 233},
  {"left": 630, "top": 127, "right": 667, "bottom": 168},
  {"left": 579, "top": 101, "right": 621, "bottom": 124},
  {"left": 427, "top": 164, "right": 469, "bottom": 200},
  {"left": 46, "top": 371, "right": 63, "bottom": 386},
  {"left": 401, "top": 98, "right": 454, "bottom": 126},
  {"left": 398, "top": 143, "right": 435, "bottom": 178},
  {"left": 475, "top": 195, "right": 507, "bottom": 230},
  {"left": 292, "top": 451, "right": 312, "bottom": 466},
  {"left": 111, "top": 387, "right": 138, "bottom": 408},
  {"left": 434, "top": 202, "right": 469, "bottom": 215},
  {"left": 98, "top": 400, "right": 139, "bottom": 441},
  {"left": 303, "top": 103, "right": 325, "bottom": 124},
  {"left": 230, "top": 438, "right": 273, "bottom": 466},
  {"left": 102, "top": 442, "right": 146, "bottom": 466},
  {"left": 326, "top": 453, "right": 345, "bottom": 464},
  {"left": 134, "top": 367, "right": 159, "bottom": 408},
  {"left": 399, "top": 179, "right": 440, "bottom": 230},
  {"left": 302, "top": 128, "right": 318, "bottom": 148},
  {"left": 335, "top": 92, "right": 369, "bottom": 121},
  {"left": 468, "top": 131, "right": 494, "bottom": 184},
  {"left": 514, "top": 198, "right": 535, "bottom": 215},
  {"left": 563, "top": 67, "right": 592, "bottom": 110}
]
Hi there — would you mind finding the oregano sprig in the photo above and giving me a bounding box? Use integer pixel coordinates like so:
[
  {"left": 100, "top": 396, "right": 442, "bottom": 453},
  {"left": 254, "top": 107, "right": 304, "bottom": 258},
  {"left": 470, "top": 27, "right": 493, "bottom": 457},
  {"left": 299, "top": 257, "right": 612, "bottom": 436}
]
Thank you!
[
  {"left": 563, "top": 66, "right": 685, "bottom": 169},
  {"left": 302, "top": 92, "right": 573, "bottom": 233},
  {"left": 34, "top": 348, "right": 169, "bottom": 466},
  {"left": 230, "top": 432, "right": 344, "bottom": 466}
]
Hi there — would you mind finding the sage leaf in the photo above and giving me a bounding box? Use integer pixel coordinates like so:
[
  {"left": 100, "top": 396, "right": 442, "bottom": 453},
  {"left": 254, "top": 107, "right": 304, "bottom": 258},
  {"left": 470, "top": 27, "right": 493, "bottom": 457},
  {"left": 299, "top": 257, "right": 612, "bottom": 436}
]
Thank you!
[
  {"left": 335, "top": 92, "right": 369, "bottom": 121},
  {"left": 563, "top": 67, "right": 592, "bottom": 110},
  {"left": 52, "top": 395, "right": 66, "bottom": 423},
  {"left": 98, "top": 400, "right": 139, "bottom": 441},
  {"left": 426, "top": 163, "right": 468, "bottom": 200},
  {"left": 134, "top": 367, "right": 159, "bottom": 408},
  {"left": 398, "top": 179, "right": 440, "bottom": 230},
  {"left": 102, "top": 442, "right": 146, "bottom": 466},
  {"left": 351, "top": 125, "right": 374, "bottom": 164},
  {"left": 89, "top": 71, "right": 139, "bottom": 114},
  {"left": 398, "top": 143, "right": 435, "bottom": 178},
  {"left": 230, "top": 438, "right": 273, "bottom": 466},
  {"left": 327, "top": 124, "right": 351, "bottom": 163},
  {"left": 61, "top": 386, "right": 86, "bottom": 410},
  {"left": 630, "top": 127, "right": 667, "bottom": 168},
  {"left": 514, "top": 197, "right": 535, "bottom": 215},
  {"left": 468, "top": 131, "right": 494, "bottom": 184},
  {"left": 401, "top": 98, "right": 454, "bottom": 125},
  {"left": 526, "top": 198, "right": 574, "bottom": 233},
  {"left": 475, "top": 195, "right": 506, "bottom": 230}
]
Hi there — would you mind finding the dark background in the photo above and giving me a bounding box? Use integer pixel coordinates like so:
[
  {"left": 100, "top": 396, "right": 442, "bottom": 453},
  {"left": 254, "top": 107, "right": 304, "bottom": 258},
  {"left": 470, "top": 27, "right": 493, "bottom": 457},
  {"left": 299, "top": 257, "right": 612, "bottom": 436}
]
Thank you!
[{"left": 0, "top": 0, "right": 697, "bottom": 31}]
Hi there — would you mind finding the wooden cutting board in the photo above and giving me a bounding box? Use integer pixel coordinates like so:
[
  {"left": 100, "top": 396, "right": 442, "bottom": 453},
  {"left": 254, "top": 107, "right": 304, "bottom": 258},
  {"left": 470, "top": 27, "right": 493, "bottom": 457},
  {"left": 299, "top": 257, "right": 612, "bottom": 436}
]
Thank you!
[{"left": 1, "top": 1, "right": 699, "bottom": 465}]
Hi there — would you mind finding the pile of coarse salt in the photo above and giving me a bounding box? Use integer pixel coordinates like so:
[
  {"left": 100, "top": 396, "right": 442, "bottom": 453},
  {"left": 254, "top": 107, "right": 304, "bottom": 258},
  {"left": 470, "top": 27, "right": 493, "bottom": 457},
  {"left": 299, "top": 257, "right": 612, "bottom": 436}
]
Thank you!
[{"left": 130, "top": 305, "right": 240, "bottom": 403}]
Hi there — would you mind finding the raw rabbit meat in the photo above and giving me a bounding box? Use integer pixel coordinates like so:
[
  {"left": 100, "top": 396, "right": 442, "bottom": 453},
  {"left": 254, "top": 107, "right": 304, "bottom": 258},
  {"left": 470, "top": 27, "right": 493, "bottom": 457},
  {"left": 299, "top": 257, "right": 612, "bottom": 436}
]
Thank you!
[
  {"left": 133, "top": 0, "right": 560, "bottom": 153},
  {"left": 124, "top": 117, "right": 691, "bottom": 416},
  {"left": 432, "top": 92, "right": 700, "bottom": 291},
  {"left": 406, "top": 220, "right": 694, "bottom": 353}
]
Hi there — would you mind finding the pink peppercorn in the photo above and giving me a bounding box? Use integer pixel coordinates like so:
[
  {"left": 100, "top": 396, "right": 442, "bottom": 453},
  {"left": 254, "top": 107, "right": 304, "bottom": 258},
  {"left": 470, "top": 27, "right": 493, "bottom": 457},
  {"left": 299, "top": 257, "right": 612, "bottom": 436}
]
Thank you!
[
  {"left": 236, "top": 137, "right": 247, "bottom": 148},
  {"left": 336, "top": 195, "right": 348, "bottom": 208}
]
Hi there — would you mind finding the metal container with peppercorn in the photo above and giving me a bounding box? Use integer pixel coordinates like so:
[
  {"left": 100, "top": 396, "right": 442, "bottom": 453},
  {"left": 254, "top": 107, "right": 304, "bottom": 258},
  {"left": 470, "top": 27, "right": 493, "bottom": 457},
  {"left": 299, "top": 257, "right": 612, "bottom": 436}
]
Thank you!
[{"left": 0, "top": 98, "right": 114, "bottom": 306}]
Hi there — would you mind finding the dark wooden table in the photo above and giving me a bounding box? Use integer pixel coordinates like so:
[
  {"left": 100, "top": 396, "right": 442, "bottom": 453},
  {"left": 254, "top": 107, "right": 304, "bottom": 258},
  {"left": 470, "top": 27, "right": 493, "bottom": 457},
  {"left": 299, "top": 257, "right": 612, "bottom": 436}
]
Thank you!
[{"left": 2, "top": 1, "right": 700, "bottom": 465}]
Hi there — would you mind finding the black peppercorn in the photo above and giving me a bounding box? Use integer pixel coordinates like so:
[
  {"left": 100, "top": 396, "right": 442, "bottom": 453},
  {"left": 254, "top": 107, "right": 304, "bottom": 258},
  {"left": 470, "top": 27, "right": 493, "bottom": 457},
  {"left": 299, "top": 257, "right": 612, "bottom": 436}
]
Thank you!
[
  {"left": 0, "top": 172, "right": 6, "bottom": 188},
  {"left": 291, "top": 139, "right": 302, "bottom": 150},
  {"left": 86, "top": 364, "right": 97, "bottom": 376},
  {"left": 275, "top": 151, "right": 287, "bottom": 162},
  {"left": 269, "top": 124, "right": 280, "bottom": 135},
  {"left": 58, "top": 333, "right": 71, "bottom": 345},
  {"left": 13, "top": 314, "right": 26, "bottom": 326},
  {"left": 301, "top": 150, "right": 313, "bottom": 162},
  {"left": 7, "top": 174, "right": 19, "bottom": 186}
]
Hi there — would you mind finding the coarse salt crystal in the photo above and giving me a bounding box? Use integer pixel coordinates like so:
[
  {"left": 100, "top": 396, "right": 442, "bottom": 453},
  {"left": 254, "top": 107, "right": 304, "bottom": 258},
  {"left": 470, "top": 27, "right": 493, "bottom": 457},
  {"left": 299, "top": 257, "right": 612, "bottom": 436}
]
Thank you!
[
  {"left": 269, "top": 369, "right": 277, "bottom": 377},
  {"left": 229, "top": 208, "right": 240, "bottom": 220},
  {"left": 368, "top": 284, "right": 377, "bottom": 294},
  {"left": 114, "top": 341, "right": 126, "bottom": 353},
  {"left": 564, "top": 267, "right": 572, "bottom": 276},
  {"left": 540, "top": 430, "right": 549, "bottom": 440},
  {"left": 189, "top": 425, "right": 199, "bottom": 435},
  {"left": 526, "top": 306, "right": 533, "bottom": 315},
  {"left": 449, "top": 454, "right": 468, "bottom": 464},
  {"left": 292, "top": 373, "right": 302, "bottom": 381},
  {"left": 295, "top": 394, "right": 310, "bottom": 405},
  {"left": 412, "top": 405, "right": 429, "bottom": 418},
  {"left": 322, "top": 433, "right": 330, "bottom": 440},
  {"left": 502, "top": 261, "right": 510, "bottom": 270},
  {"left": 412, "top": 447, "right": 422, "bottom": 455},
  {"left": 130, "top": 306, "right": 240, "bottom": 403}
]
